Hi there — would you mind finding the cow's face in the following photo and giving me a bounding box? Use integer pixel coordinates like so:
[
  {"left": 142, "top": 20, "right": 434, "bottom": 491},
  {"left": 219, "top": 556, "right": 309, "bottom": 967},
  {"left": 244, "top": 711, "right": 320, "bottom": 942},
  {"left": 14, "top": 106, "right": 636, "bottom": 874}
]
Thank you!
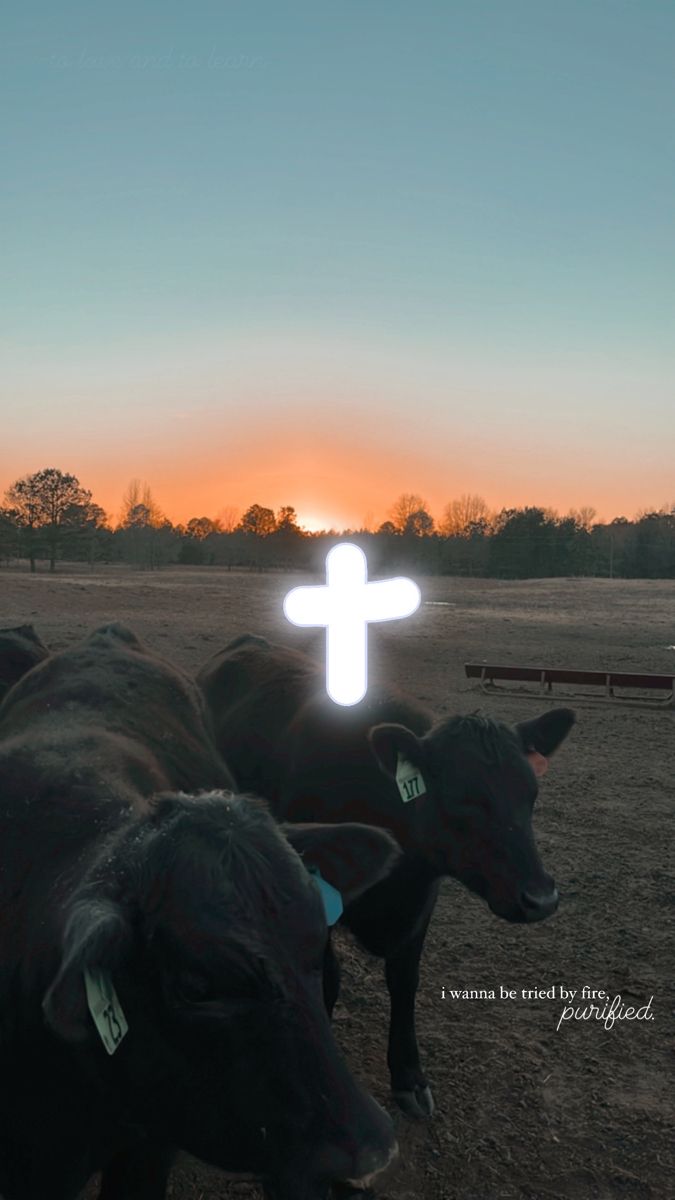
[
  {"left": 43, "top": 793, "right": 399, "bottom": 1199},
  {"left": 369, "top": 708, "right": 574, "bottom": 923}
]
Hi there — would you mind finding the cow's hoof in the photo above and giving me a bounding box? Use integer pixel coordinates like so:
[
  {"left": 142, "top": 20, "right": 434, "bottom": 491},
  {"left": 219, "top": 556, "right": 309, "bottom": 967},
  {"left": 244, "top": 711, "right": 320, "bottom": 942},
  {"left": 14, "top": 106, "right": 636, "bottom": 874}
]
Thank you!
[{"left": 392, "top": 1084, "right": 434, "bottom": 1119}]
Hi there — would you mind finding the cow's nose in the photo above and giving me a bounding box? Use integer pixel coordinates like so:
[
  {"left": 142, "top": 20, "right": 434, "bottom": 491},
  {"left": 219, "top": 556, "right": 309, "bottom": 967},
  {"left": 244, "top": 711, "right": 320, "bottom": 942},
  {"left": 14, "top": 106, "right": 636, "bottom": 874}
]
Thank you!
[
  {"left": 521, "top": 887, "right": 559, "bottom": 919},
  {"left": 317, "top": 1099, "right": 397, "bottom": 1187},
  {"left": 347, "top": 1137, "right": 399, "bottom": 1188}
]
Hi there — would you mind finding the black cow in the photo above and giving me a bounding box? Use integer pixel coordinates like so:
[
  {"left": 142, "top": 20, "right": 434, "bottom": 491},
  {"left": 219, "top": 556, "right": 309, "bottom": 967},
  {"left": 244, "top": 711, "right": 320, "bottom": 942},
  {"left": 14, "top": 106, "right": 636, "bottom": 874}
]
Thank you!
[
  {"left": 0, "top": 624, "right": 399, "bottom": 1200},
  {"left": 198, "top": 633, "right": 576, "bottom": 1118},
  {"left": 0, "top": 623, "right": 49, "bottom": 703}
]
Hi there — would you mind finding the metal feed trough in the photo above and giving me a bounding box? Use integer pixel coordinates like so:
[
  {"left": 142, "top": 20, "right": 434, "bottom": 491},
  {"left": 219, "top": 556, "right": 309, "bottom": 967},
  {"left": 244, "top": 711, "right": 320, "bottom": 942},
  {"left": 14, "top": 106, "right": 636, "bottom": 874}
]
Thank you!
[{"left": 464, "top": 663, "right": 674, "bottom": 709}]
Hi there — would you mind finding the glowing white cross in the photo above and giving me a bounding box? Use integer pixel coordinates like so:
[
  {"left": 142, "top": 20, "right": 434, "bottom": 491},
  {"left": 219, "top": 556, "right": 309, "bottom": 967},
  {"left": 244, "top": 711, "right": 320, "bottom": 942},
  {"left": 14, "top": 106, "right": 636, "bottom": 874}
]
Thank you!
[{"left": 283, "top": 543, "right": 421, "bottom": 706}]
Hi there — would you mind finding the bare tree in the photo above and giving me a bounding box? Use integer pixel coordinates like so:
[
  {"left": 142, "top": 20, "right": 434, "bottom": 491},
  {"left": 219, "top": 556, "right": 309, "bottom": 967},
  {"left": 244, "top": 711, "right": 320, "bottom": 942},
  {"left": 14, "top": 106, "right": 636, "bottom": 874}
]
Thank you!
[
  {"left": 542, "top": 506, "right": 560, "bottom": 523},
  {"left": 5, "top": 467, "right": 92, "bottom": 572},
  {"left": 389, "top": 493, "right": 430, "bottom": 534},
  {"left": 119, "top": 479, "right": 164, "bottom": 529},
  {"left": 118, "top": 481, "right": 171, "bottom": 569},
  {"left": 568, "top": 505, "right": 597, "bottom": 532},
  {"left": 216, "top": 505, "right": 240, "bottom": 533},
  {"left": 439, "top": 494, "right": 492, "bottom": 537}
]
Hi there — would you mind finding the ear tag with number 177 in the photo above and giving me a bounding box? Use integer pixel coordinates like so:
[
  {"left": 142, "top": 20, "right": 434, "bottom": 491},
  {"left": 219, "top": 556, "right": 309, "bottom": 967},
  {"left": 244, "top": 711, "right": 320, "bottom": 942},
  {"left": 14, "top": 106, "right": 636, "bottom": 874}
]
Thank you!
[{"left": 396, "top": 755, "right": 427, "bottom": 803}]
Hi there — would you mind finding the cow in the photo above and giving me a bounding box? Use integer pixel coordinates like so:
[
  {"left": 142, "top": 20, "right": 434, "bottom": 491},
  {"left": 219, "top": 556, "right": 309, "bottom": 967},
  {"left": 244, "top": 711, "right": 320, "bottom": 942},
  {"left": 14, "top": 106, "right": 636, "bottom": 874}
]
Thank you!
[
  {"left": 0, "top": 623, "right": 49, "bottom": 704},
  {"left": 197, "top": 633, "right": 576, "bottom": 1119},
  {"left": 0, "top": 623, "right": 399, "bottom": 1200}
]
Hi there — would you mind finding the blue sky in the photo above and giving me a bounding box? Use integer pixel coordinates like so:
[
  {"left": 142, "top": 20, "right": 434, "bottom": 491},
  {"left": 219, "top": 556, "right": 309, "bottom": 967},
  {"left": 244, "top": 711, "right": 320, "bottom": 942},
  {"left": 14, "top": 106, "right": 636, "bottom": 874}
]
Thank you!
[{"left": 2, "top": 1, "right": 674, "bottom": 526}]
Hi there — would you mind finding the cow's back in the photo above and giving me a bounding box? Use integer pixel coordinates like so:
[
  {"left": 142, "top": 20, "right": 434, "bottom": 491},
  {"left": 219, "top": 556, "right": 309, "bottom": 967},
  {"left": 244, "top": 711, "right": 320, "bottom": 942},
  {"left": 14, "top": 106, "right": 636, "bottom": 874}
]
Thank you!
[
  {"left": 197, "top": 634, "right": 323, "bottom": 801},
  {"left": 2, "top": 624, "right": 233, "bottom": 796}
]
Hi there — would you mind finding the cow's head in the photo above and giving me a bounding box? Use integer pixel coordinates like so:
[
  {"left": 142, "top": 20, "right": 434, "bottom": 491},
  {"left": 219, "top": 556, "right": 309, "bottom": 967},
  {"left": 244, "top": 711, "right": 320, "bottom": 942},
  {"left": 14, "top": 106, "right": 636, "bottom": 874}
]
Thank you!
[
  {"left": 42, "top": 792, "right": 399, "bottom": 1199},
  {"left": 369, "top": 707, "right": 574, "bottom": 923}
]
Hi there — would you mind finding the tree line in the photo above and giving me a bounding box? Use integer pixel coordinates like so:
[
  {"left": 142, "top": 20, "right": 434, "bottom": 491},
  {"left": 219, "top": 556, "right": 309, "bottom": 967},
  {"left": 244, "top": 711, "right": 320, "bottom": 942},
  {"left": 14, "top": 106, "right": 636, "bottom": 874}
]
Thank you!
[{"left": 1, "top": 469, "right": 674, "bottom": 579}]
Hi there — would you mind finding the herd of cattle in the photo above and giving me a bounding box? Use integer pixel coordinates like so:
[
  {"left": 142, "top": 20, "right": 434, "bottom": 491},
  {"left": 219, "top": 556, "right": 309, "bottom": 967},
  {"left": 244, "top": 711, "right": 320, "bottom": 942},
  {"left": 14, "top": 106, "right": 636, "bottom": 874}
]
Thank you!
[{"left": 0, "top": 621, "right": 575, "bottom": 1200}]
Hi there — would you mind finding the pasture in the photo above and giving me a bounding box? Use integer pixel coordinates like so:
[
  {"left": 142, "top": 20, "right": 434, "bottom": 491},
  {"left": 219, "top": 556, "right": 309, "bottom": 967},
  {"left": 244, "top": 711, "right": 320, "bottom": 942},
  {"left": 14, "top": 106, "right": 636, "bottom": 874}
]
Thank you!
[{"left": 2, "top": 567, "right": 673, "bottom": 1200}]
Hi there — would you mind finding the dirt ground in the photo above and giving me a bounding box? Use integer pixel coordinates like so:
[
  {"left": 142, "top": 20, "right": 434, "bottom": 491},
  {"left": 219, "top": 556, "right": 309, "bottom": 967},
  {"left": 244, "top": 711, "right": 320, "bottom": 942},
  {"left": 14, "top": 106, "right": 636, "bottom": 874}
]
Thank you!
[{"left": 2, "top": 566, "right": 673, "bottom": 1200}]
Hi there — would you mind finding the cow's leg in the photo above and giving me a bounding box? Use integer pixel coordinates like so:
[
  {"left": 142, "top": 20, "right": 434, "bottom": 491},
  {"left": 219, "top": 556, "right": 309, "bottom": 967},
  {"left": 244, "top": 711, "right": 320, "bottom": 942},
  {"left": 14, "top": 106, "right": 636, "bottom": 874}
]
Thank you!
[
  {"left": 342, "top": 866, "right": 439, "bottom": 1119},
  {"left": 322, "top": 933, "right": 341, "bottom": 1017},
  {"left": 98, "top": 1142, "right": 174, "bottom": 1200},
  {"left": 385, "top": 907, "right": 436, "bottom": 1119}
]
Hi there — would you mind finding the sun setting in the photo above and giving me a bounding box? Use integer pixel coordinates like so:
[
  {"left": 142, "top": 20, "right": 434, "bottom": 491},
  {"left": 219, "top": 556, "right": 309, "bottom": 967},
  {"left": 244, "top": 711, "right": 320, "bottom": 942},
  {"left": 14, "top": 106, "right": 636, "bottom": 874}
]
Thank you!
[{"left": 297, "top": 513, "right": 339, "bottom": 534}]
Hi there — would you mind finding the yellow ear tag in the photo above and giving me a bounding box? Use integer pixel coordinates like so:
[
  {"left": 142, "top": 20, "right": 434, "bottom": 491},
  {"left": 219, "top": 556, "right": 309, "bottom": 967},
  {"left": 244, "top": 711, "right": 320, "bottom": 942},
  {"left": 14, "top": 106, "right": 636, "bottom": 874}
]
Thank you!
[
  {"left": 84, "top": 967, "right": 129, "bottom": 1055},
  {"left": 395, "top": 755, "right": 427, "bottom": 803}
]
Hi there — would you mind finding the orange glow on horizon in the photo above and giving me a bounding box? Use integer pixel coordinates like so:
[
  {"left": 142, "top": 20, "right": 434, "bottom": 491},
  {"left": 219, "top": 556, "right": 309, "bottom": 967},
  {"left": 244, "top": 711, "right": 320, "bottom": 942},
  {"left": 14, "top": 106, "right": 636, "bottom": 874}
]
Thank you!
[
  {"left": 2, "top": 412, "right": 670, "bottom": 531},
  {"left": 17, "top": 454, "right": 657, "bottom": 532},
  {"left": 298, "top": 513, "right": 341, "bottom": 533}
]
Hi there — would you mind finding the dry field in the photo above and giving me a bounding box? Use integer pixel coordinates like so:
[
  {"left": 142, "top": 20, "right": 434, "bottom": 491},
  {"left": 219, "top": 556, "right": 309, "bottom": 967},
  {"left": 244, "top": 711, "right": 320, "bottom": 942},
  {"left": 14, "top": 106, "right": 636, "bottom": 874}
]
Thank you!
[{"left": 2, "top": 566, "right": 674, "bottom": 1200}]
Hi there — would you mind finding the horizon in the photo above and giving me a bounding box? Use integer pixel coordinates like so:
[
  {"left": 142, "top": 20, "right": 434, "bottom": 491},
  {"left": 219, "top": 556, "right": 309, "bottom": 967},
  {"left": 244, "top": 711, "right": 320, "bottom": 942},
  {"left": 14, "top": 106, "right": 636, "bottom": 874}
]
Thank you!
[{"left": 2, "top": 459, "right": 671, "bottom": 532}]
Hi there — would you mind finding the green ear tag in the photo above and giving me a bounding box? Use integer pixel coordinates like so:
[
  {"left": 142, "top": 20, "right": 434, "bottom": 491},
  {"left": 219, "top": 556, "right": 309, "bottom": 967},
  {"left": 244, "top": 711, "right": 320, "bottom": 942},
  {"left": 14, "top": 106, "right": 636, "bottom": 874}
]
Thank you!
[
  {"left": 84, "top": 968, "right": 129, "bottom": 1055},
  {"left": 395, "top": 755, "right": 427, "bottom": 803}
]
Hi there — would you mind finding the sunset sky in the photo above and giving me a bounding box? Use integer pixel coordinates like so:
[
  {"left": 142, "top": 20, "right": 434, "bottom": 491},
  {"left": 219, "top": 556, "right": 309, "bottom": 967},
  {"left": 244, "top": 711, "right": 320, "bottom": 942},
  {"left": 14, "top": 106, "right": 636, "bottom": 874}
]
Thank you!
[{"left": 3, "top": 1, "right": 674, "bottom": 530}]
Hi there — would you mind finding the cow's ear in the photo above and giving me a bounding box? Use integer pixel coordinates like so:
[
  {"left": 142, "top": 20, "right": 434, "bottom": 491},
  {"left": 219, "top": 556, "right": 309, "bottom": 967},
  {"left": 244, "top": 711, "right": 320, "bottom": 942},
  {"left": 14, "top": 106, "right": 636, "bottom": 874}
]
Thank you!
[
  {"left": 43, "top": 898, "right": 132, "bottom": 1043},
  {"left": 527, "top": 750, "right": 548, "bottom": 778},
  {"left": 516, "top": 708, "right": 575, "bottom": 761},
  {"left": 368, "top": 723, "right": 424, "bottom": 778},
  {"left": 284, "top": 822, "right": 401, "bottom": 907}
]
